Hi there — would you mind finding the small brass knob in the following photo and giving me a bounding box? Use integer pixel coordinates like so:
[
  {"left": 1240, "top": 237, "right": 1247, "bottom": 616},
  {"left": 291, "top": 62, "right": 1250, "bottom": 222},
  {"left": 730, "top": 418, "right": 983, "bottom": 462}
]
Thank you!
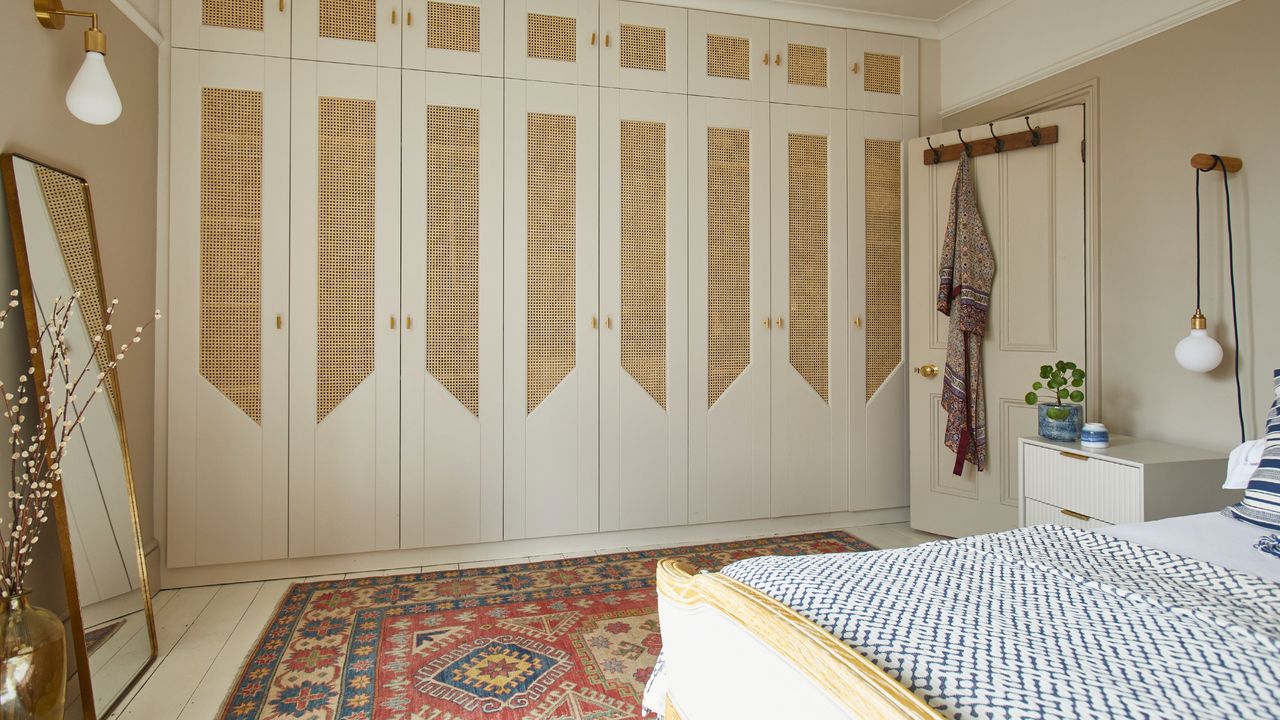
[
  {"left": 913, "top": 363, "right": 939, "bottom": 379},
  {"left": 774, "top": 53, "right": 781, "bottom": 66}
]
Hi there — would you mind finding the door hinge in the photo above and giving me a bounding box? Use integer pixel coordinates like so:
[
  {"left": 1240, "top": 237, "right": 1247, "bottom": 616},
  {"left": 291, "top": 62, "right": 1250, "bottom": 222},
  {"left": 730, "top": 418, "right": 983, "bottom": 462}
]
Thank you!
[{"left": 1080, "top": 138, "right": 1086, "bottom": 163}]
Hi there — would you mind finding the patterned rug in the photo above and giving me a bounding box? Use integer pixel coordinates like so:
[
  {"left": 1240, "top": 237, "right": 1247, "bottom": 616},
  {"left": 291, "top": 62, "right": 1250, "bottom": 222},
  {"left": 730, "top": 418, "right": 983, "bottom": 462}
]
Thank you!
[{"left": 219, "top": 531, "right": 873, "bottom": 719}]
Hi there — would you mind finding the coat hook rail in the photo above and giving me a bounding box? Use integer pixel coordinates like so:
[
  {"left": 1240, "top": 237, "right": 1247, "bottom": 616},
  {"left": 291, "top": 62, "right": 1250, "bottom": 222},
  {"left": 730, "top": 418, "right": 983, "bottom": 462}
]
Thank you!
[
  {"left": 1190, "top": 153, "right": 1243, "bottom": 173},
  {"left": 922, "top": 125, "right": 1059, "bottom": 166}
]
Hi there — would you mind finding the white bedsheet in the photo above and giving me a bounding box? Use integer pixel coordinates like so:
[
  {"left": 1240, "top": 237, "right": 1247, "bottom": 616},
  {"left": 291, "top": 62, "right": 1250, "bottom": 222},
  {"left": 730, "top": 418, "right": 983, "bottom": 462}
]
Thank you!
[{"left": 1100, "top": 511, "right": 1280, "bottom": 583}]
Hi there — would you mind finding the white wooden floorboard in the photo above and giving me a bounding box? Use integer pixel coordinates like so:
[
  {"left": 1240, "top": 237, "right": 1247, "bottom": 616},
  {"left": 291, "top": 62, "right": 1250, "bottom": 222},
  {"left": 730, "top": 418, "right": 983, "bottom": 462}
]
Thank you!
[
  {"left": 109, "top": 586, "right": 219, "bottom": 716},
  {"left": 175, "top": 580, "right": 292, "bottom": 720}
]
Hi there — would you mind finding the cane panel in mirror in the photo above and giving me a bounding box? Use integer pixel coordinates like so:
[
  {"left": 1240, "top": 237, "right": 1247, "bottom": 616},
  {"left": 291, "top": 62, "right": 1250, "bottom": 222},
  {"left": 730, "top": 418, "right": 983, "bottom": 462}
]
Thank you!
[{"left": 1, "top": 154, "right": 157, "bottom": 720}]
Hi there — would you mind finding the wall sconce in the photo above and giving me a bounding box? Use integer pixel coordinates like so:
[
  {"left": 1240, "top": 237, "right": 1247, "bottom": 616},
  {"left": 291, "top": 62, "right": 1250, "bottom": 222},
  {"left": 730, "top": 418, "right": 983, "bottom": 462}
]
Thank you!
[{"left": 35, "top": 0, "right": 122, "bottom": 125}]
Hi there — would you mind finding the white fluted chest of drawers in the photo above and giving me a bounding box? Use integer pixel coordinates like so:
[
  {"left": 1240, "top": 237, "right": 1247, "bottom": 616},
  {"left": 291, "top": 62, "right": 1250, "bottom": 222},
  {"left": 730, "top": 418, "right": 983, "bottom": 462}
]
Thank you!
[{"left": 1018, "top": 435, "right": 1238, "bottom": 530}]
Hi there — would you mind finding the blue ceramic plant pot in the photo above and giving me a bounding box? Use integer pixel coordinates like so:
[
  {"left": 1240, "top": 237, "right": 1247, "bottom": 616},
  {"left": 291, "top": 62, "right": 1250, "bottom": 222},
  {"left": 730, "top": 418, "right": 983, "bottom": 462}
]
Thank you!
[{"left": 1038, "top": 403, "right": 1082, "bottom": 442}]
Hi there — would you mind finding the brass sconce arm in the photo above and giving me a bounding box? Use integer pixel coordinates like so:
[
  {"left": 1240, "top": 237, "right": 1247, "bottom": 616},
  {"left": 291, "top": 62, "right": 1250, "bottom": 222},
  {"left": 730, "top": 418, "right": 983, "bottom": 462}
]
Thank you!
[{"left": 35, "top": 0, "right": 106, "bottom": 54}]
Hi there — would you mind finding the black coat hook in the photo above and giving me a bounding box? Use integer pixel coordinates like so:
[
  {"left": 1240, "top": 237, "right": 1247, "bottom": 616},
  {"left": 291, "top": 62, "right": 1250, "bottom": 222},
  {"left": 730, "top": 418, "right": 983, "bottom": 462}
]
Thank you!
[
  {"left": 1025, "top": 116, "right": 1041, "bottom": 146},
  {"left": 957, "top": 128, "right": 972, "bottom": 157},
  {"left": 926, "top": 136, "right": 941, "bottom": 164},
  {"left": 988, "top": 123, "right": 1004, "bottom": 153}
]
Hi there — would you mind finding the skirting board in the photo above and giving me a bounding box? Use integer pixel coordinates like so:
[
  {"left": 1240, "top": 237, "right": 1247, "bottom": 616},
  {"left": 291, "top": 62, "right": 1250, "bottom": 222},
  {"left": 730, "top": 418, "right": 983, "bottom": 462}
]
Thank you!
[{"left": 159, "top": 507, "right": 908, "bottom": 588}]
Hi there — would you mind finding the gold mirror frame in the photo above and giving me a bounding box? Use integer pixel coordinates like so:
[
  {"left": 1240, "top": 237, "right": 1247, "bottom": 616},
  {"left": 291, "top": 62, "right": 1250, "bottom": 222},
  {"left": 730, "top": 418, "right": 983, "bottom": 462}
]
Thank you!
[{"left": 0, "top": 153, "right": 158, "bottom": 719}]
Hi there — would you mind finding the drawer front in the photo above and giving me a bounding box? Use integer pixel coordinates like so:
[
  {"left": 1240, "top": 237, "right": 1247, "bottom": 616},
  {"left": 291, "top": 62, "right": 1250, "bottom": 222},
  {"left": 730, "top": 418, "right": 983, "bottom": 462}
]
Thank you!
[
  {"left": 1022, "top": 444, "right": 1143, "bottom": 525},
  {"left": 1024, "top": 497, "right": 1112, "bottom": 530}
]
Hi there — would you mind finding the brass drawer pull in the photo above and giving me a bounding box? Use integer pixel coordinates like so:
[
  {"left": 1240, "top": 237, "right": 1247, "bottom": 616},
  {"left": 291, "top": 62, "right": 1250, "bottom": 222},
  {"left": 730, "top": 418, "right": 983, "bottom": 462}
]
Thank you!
[
  {"left": 1059, "top": 450, "right": 1090, "bottom": 461},
  {"left": 1060, "top": 508, "right": 1091, "bottom": 522}
]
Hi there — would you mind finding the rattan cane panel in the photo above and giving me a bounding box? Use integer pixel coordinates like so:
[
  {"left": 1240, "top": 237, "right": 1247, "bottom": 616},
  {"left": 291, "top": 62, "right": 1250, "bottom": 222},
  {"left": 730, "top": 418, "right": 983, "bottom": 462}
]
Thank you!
[
  {"left": 526, "top": 112, "right": 576, "bottom": 414},
  {"left": 787, "top": 43, "right": 828, "bottom": 88},
  {"left": 706, "top": 34, "right": 750, "bottom": 80},
  {"left": 620, "top": 120, "right": 667, "bottom": 410},
  {"left": 865, "top": 138, "right": 901, "bottom": 401},
  {"left": 202, "top": 0, "right": 262, "bottom": 31},
  {"left": 527, "top": 13, "right": 577, "bottom": 62},
  {"left": 863, "top": 52, "right": 901, "bottom": 95},
  {"left": 706, "top": 127, "right": 750, "bottom": 408},
  {"left": 320, "top": 0, "right": 376, "bottom": 43},
  {"left": 316, "top": 97, "right": 376, "bottom": 423},
  {"left": 34, "top": 166, "right": 119, "bottom": 412},
  {"left": 619, "top": 24, "right": 666, "bottom": 72},
  {"left": 199, "top": 87, "right": 262, "bottom": 424},
  {"left": 788, "top": 133, "right": 828, "bottom": 402},
  {"left": 427, "top": 1, "right": 481, "bottom": 53},
  {"left": 426, "top": 105, "right": 480, "bottom": 416}
]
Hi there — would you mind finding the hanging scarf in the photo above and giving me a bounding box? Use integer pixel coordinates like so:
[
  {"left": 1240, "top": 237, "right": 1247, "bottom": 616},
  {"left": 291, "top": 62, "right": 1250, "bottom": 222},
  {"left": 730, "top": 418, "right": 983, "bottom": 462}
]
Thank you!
[{"left": 937, "top": 154, "right": 995, "bottom": 475}]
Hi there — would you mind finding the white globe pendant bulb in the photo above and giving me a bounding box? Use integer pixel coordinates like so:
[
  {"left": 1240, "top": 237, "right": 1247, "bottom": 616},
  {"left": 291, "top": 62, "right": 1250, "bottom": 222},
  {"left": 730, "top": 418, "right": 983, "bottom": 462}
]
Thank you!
[
  {"left": 66, "top": 51, "right": 122, "bottom": 125},
  {"left": 1175, "top": 328, "right": 1223, "bottom": 373}
]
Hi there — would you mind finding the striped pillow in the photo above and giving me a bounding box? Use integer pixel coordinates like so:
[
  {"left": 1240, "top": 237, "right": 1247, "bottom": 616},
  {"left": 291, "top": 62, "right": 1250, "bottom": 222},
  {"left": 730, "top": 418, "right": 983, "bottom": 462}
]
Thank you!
[{"left": 1225, "top": 369, "right": 1280, "bottom": 531}]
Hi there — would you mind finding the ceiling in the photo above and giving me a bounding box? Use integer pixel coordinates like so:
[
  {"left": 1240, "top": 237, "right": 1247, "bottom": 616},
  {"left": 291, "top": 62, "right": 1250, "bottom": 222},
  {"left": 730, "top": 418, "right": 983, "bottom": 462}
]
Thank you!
[{"left": 776, "top": 0, "right": 975, "bottom": 22}]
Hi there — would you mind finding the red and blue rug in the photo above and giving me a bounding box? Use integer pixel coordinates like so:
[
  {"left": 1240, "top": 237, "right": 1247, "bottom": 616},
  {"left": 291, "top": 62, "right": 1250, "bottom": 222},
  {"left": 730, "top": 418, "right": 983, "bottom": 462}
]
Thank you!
[{"left": 219, "top": 531, "right": 873, "bottom": 719}]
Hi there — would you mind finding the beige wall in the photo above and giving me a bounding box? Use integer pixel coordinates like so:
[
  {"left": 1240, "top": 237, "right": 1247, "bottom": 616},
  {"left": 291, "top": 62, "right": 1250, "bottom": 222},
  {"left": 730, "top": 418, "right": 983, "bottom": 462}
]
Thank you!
[
  {"left": 0, "top": 0, "right": 158, "bottom": 611},
  {"left": 922, "top": 0, "right": 1279, "bottom": 453}
]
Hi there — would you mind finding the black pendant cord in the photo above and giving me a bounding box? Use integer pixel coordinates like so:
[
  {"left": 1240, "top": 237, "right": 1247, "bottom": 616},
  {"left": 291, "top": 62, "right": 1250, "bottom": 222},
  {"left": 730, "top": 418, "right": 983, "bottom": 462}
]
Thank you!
[{"left": 1197, "top": 155, "right": 1245, "bottom": 442}]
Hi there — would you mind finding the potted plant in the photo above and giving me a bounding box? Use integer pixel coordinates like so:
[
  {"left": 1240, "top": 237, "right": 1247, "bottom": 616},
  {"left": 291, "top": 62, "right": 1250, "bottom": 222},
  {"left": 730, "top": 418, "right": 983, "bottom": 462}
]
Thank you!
[{"left": 1025, "top": 360, "right": 1085, "bottom": 442}]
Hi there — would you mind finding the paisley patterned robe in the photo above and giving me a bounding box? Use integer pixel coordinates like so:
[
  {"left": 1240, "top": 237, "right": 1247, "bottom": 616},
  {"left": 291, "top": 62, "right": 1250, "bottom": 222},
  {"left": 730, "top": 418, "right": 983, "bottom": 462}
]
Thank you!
[{"left": 937, "top": 154, "right": 994, "bottom": 474}]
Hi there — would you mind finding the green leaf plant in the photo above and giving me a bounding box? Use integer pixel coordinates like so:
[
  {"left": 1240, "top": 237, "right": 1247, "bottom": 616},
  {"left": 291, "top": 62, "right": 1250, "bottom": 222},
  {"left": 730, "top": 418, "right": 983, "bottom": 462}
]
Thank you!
[{"left": 1024, "top": 360, "right": 1085, "bottom": 421}]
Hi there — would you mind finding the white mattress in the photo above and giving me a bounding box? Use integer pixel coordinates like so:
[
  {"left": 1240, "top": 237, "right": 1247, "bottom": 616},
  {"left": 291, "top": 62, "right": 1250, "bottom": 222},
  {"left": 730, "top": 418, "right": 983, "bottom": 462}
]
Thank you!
[{"left": 1099, "top": 511, "right": 1280, "bottom": 583}]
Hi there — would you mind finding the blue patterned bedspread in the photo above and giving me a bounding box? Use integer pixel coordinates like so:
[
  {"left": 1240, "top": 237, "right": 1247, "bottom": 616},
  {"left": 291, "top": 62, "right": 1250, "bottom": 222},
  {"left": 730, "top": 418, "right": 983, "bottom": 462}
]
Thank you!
[{"left": 720, "top": 525, "right": 1280, "bottom": 720}]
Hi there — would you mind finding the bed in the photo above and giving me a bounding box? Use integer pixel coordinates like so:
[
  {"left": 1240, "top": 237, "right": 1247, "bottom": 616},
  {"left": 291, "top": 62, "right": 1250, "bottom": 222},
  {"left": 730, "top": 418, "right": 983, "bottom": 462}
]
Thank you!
[{"left": 645, "top": 512, "right": 1280, "bottom": 720}]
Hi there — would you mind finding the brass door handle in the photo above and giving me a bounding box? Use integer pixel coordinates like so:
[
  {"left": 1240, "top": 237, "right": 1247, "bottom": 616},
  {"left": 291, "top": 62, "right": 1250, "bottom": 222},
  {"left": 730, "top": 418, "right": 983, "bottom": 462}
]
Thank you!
[
  {"left": 852, "top": 316, "right": 862, "bottom": 328},
  {"left": 763, "top": 317, "right": 771, "bottom": 328},
  {"left": 605, "top": 315, "right": 613, "bottom": 329},
  {"left": 406, "top": 10, "right": 412, "bottom": 25},
  {"left": 1060, "top": 508, "right": 1091, "bottom": 522},
  {"left": 775, "top": 316, "right": 785, "bottom": 329},
  {"left": 774, "top": 53, "right": 781, "bottom": 66},
  {"left": 275, "top": 313, "right": 283, "bottom": 330},
  {"left": 591, "top": 31, "right": 596, "bottom": 45},
  {"left": 390, "top": 315, "right": 397, "bottom": 329},
  {"left": 591, "top": 315, "right": 598, "bottom": 329},
  {"left": 604, "top": 33, "right": 611, "bottom": 48},
  {"left": 762, "top": 51, "right": 770, "bottom": 65},
  {"left": 405, "top": 315, "right": 413, "bottom": 330},
  {"left": 279, "top": 0, "right": 285, "bottom": 12},
  {"left": 391, "top": 8, "right": 397, "bottom": 24},
  {"left": 913, "top": 363, "right": 938, "bottom": 378},
  {"left": 850, "top": 61, "right": 859, "bottom": 74}
]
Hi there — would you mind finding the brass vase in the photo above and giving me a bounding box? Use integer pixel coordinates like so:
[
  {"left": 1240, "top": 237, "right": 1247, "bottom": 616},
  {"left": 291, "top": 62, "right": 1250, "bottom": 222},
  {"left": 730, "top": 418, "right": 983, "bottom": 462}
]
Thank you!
[{"left": 0, "top": 593, "right": 65, "bottom": 720}]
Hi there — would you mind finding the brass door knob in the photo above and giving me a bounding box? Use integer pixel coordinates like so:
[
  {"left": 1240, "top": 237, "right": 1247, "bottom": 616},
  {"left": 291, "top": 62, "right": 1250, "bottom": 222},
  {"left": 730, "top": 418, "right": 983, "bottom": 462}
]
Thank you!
[{"left": 913, "top": 363, "right": 939, "bottom": 378}]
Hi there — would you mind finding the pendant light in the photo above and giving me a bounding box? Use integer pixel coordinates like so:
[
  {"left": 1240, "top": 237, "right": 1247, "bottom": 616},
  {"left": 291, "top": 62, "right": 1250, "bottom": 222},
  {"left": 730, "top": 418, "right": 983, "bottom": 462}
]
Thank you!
[{"left": 35, "top": 0, "right": 122, "bottom": 126}]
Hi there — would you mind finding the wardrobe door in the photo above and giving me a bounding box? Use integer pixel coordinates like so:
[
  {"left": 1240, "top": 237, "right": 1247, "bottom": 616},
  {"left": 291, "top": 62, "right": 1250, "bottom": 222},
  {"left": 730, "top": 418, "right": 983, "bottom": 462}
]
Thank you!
[
  {"left": 769, "top": 21, "right": 846, "bottom": 109},
  {"left": 503, "top": 80, "right": 600, "bottom": 540},
  {"left": 688, "top": 97, "right": 771, "bottom": 524},
  {"left": 293, "top": 0, "right": 402, "bottom": 67},
  {"left": 401, "top": 71, "right": 504, "bottom": 548},
  {"left": 770, "top": 103, "right": 848, "bottom": 517},
  {"left": 599, "top": 89, "right": 688, "bottom": 532},
  {"left": 600, "top": 1, "right": 687, "bottom": 93},
  {"left": 168, "top": 49, "right": 290, "bottom": 568},
  {"left": 850, "top": 111, "right": 913, "bottom": 511},
  {"left": 289, "top": 61, "right": 402, "bottom": 557},
  {"left": 846, "top": 30, "right": 918, "bottom": 115},
  {"left": 172, "top": 0, "right": 291, "bottom": 56},
  {"left": 504, "top": 0, "right": 598, "bottom": 85},
  {"left": 687, "top": 10, "right": 769, "bottom": 101},
  {"left": 402, "top": 0, "right": 504, "bottom": 76}
]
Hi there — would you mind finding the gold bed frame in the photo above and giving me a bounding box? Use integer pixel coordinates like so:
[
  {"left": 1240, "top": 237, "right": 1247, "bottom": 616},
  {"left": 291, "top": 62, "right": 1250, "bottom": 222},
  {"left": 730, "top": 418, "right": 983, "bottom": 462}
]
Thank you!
[{"left": 656, "top": 559, "right": 943, "bottom": 720}]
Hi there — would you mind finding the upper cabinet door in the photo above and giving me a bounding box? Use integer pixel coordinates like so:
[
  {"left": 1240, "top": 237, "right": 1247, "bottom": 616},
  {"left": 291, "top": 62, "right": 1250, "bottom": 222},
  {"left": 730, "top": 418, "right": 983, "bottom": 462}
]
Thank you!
[
  {"left": 505, "top": 0, "right": 599, "bottom": 85},
  {"left": 172, "top": 0, "right": 291, "bottom": 56},
  {"left": 687, "top": 10, "right": 769, "bottom": 102},
  {"left": 600, "top": 1, "right": 687, "bottom": 93},
  {"left": 294, "top": 0, "right": 403, "bottom": 67},
  {"left": 847, "top": 30, "right": 918, "bottom": 115},
  {"left": 402, "top": 0, "right": 504, "bottom": 75},
  {"left": 769, "top": 21, "right": 846, "bottom": 109}
]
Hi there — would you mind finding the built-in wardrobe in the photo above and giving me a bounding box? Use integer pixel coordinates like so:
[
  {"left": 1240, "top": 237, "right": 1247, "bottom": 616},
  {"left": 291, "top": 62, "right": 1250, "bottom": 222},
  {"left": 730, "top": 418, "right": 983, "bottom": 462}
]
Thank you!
[{"left": 166, "top": 0, "right": 918, "bottom": 568}]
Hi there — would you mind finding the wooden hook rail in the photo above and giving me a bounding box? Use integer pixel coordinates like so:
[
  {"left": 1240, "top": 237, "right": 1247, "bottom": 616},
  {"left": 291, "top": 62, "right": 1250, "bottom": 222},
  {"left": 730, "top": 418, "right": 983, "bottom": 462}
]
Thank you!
[
  {"left": 923, "top": 125, "right": 1059, "bottom": 166},
  {"left": 1190, "top": 153, "right": 1242, "bottom": 173}
]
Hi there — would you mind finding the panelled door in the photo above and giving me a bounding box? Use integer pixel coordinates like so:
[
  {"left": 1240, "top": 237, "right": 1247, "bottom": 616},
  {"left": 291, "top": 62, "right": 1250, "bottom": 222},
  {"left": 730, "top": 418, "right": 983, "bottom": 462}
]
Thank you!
[
  {"left": 172, "top": 0, "right": 291, "bottom": 56},
  {"left": 294, "top": 0, "right": 403, "bottom": 67},
  {"left": 688, "top": 97, "right": 771, "bottom": 524},
  {"left": 846, "top": 31, "right": 918, "bottom": 116},
  {"left": 401, "top": 70, "right": 504, "bottom": 548},
  {"left": 600, "top": 89, "right": 688, "bottom": 531},
  {"left": 505, "top": 0, "right": 599, "bottom": 85},
  {"left": 687, "top": 11, "right": 769, "bottom": 102},
  {"left": 402, "top": 0, "right": 505, "bottom": 76},
  {"left": 770, "top": 104, "right": 848, "bottom": 517},
  {"left": 289, "top": 61, "right": 402, "bottom": 557},
  {"left": 849, "top": 110, "right": 915, "bottom": 511},
  {"left": 907, "top": 107, "right": 1085, "bottom": 537},
  {"left": 168, "top": 49, "right": 290, "bottom": 568},
  {"left": 600, "top": 1, "right": 687, "bottom": 93},
  {"left": 503, "top": 80, "right": 600, "bottom": 540},
  {"left": 769, "top": 22, "right": 846, "bottom": 109}
]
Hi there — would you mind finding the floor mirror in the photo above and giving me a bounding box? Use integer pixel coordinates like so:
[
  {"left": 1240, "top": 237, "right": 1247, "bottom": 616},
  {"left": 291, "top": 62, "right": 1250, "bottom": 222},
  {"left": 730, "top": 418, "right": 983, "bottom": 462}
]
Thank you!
[{"left": 1, "top": 153, "right": 157, "bottom": 719}]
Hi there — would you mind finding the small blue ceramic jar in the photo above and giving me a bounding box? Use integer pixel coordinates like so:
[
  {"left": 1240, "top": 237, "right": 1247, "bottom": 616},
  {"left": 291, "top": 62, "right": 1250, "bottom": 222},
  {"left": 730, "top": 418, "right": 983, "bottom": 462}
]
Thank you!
[{"left": 1080, "top": 422, "right": 1109, "bottom": 448}]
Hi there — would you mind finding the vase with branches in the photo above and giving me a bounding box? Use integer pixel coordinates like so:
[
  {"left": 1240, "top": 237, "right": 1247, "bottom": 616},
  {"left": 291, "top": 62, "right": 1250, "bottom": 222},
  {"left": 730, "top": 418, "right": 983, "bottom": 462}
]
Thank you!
[{"left": 0, "top": 290, "right": 155, "bottom": 719}]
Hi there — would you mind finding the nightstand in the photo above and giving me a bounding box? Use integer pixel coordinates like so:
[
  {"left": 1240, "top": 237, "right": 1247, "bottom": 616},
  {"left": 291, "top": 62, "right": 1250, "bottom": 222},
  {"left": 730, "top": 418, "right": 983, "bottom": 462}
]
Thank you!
[{"left": 1018, "top": 435, "right": 1240, "bottom": 530}]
